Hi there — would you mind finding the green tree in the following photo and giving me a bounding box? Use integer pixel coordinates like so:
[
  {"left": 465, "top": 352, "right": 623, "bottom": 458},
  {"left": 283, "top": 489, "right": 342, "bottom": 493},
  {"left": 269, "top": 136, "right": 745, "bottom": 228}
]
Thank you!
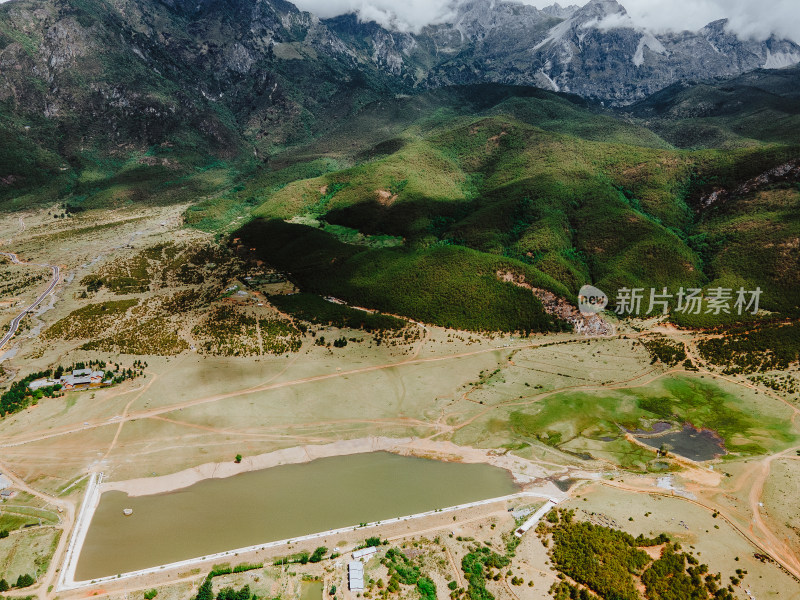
[
  {"left": 417, "top": 577, "right": 437, "bottom": 600},
  {"left": 310, "top": 546, "right": 327, "bottom": 563},
  {"left": 0, "top": 578, "right": 9, "bottom": 592},
  {"left": 15, "top": 573, "right": 35, "bottom": 588},
  {"left": 196, "top": 577, "right": 214, "bottom": 600}
]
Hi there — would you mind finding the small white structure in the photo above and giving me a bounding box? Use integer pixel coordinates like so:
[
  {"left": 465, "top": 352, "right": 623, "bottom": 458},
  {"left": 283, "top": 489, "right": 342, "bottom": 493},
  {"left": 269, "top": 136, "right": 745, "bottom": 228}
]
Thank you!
[
  {"left": 352, "top": 546, "right": 378, "bottom": 561},
  {"left": 28, "top": 378, "right": 54, "bottom": 391},
  {"left": 514, "top": 499, "right": 558, "bottom": 538},
  {"left": 510, "top": 507, "right": 533, "bottom": 520},
  {"left": 348, "top": 561, "right": 364, "bottom": 591}
]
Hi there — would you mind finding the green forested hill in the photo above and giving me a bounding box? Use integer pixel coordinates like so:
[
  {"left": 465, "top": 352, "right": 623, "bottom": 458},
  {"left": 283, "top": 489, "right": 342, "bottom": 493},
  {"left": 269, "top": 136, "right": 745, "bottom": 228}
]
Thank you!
[
  {"left": 1, "top": 0, "right": 798, "bottom": 334},
  {"left": 626, "top": 65, "right": 800, "bottom": 148},
  {"left": 225, "top": 84, "right": 799, "bottom": 330}
]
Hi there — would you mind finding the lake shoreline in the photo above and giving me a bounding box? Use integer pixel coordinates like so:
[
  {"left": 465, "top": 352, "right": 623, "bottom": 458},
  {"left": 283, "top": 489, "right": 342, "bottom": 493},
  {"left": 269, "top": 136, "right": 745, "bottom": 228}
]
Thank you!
[
  {"left": 69, "top": 445, "right": 567, "bottom": 584},
  {"left": 99, "top": 437, "right": 557, "bottom": 497}
]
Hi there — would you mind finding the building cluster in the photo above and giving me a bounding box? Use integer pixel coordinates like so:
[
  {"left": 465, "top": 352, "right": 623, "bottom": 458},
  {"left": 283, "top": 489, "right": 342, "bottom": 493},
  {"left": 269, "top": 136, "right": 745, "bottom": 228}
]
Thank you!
[
  {"left": 348, "top": 546, "right": 377, "bottom": 591},
  {"left": 28, "top": 368, "right": 112, "bottom": 392}
]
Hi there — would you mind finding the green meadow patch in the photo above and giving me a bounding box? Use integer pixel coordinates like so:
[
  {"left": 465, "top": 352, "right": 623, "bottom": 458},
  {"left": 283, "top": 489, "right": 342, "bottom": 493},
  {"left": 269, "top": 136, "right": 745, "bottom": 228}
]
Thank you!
[{"left": 509, "top": 375, "right": 796, "bottom": 461}]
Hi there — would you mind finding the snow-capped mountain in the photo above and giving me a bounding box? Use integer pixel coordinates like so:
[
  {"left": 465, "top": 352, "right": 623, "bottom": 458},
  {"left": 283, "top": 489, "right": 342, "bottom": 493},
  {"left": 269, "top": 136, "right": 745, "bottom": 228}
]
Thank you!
[{"left": 328, "top": 0, "right": 800, "bottom": 103}]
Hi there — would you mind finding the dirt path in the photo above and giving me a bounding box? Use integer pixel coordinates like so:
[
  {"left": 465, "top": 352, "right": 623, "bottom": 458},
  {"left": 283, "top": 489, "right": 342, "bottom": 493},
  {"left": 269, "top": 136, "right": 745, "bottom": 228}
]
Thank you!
[
  {"left": 255, "top": 319, "right": 265, "bottom": 356},
  {"left": 100, "top": 370, "right": 161, "bottom": 462},
  {"left": 0, "top": 458, "right": 75, "bottom": 600},
  {"left": 445, "top": 545, "right": 464, "bottom": 588},
  {"left": 600, "top": 476, "right": 800, "bottom": 581},
  {"left": 745, "top": 446, "right": 800, "bottom": 576},
  {"left": 0, "top": 341, "right": 539, "bottom": 449}
]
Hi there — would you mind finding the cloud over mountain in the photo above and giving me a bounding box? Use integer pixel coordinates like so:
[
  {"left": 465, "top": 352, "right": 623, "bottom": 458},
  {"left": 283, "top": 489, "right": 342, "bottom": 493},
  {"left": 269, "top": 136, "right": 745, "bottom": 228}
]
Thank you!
[
  {"left": 291, "top": 0, "right": 800, "bottom": 43},
  {"left": 291, "top": 0, "right": 460, "bottom": 32}
]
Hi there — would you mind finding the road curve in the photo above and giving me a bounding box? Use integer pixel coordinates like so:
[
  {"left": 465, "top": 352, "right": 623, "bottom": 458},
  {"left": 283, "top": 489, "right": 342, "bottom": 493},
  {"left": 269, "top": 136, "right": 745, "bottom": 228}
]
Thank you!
[{"left": 0, "top": 252, "right": 60, "bottom": 350}]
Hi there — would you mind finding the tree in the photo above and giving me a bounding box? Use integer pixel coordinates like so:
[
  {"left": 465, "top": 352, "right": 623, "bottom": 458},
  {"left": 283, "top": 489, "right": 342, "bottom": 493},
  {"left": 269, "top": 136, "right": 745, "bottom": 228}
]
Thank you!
[
  {"left": 216, "top": 584, "right": 251, "bottom": 600},
  {"left": 15, "top": 573, "right": 35, "bottom": 588},
  {"left": 235, "top": 454, "right": 243, "bottom": 464},
  {"left": 0, "top": 578, "right": 9, "bottom": 592},
  {"left": 196, "top": 578, "right": 214, "bottom": 600},
  {"left": 416, "top": 577, "right": 436, "bottom": 600},
  {"left": 310, "top": 546, "right": 327, "bottom": 563},
  {"left": 235, "top": 585, "right": 251, "bottom": 600}
]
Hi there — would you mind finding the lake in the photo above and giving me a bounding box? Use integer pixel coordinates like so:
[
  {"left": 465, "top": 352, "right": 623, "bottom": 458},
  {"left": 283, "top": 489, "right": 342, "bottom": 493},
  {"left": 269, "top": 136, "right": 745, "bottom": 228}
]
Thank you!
[
  {"left": 636, "top": 424, "right": 727, "bottom": 461},
  {"left": 75, "top": 451, "right": 519, "bottom": 581}
]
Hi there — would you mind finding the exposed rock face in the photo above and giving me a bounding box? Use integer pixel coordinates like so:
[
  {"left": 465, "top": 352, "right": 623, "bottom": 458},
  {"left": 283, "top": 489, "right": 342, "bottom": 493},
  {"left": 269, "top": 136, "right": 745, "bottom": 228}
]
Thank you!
[
  {"left": 498, "top": 271, "right": 615, "bottom": 336},
  {"left": 0, "top": 0, "right": 798, "bottom": 162},
  {"left": 698, "top": 160, "right": 800, "bottom": 209},
  {"left": 0, "top": 0, "right": 399, "bottom": 156},
  {"left": 327, "top": 0, "right": 800, "bottom": 105}
]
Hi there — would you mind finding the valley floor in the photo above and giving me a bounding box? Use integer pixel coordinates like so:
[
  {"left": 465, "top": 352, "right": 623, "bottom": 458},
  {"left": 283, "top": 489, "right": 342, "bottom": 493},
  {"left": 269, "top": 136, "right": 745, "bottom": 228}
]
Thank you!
[{"left": 0, "top": 206, "right": 798, "bottom": 599}]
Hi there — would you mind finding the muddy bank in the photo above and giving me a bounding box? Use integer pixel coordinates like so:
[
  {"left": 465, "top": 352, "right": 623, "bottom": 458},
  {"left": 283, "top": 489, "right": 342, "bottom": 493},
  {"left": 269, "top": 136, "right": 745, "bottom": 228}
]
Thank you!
[{"left": 100, "top": 437, "right": 560, "bottom": 497}]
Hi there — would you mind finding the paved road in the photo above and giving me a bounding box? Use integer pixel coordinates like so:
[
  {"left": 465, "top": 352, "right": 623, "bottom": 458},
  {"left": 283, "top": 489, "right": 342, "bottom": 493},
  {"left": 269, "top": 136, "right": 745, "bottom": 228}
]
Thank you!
[{"left": 0, "top": 252, "right": 60, "bottom": 350}]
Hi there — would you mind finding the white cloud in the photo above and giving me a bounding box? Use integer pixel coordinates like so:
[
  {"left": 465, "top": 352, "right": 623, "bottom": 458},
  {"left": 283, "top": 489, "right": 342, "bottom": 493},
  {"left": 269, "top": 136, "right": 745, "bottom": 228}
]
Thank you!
[
  {"left": 290, "top": 0, "right": 800, "bottom": 43},
  {"left": 618, "top": 0, "right": 800, "bottom": 43},
  {"left": 291, "top": 0, "right": 460, "bottom": 32}
]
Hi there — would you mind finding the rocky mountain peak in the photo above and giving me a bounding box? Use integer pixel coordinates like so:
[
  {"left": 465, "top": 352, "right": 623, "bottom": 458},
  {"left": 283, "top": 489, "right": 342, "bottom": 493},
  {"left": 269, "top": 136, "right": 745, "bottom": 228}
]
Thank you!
[
  {"left": 573, "top": 0, "right": 627, "bottom": 20},
  {"left": 540, "top": 3, "right": 580, "bottom": 19}
]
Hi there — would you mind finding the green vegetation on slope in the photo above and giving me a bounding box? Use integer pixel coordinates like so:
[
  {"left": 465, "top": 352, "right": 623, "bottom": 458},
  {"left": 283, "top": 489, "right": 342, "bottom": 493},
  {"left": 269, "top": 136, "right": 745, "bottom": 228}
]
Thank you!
[
  {"left": 236, "top": 219, "right": 568, "bottom": 333},
  {"left": 629, "top": 66, "right": 800, "bottom": 149},
  {"left": 542, "top": 509, "right": 737, "bottom": 600},
  {"left": 229, "top": 85, "right": 799, "bottom": 327},
  {"left": 268, "top": 293, "right": 405, "bottom": 331},
  {"left": 697, "top": 321, "right": 800, "bottom": 374}
]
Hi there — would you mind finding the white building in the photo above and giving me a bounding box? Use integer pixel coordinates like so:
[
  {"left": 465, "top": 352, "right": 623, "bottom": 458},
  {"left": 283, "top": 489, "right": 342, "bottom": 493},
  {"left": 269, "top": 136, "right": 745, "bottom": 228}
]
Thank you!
[
  {"left": 28, "top": 368, "right": 112, "bottom": 392},
  {"left": 348, "top": 561, "right": 364, "bottom": 591},
  {"left": 352, "top": 546, "right": 378, "bottom": 561}
]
